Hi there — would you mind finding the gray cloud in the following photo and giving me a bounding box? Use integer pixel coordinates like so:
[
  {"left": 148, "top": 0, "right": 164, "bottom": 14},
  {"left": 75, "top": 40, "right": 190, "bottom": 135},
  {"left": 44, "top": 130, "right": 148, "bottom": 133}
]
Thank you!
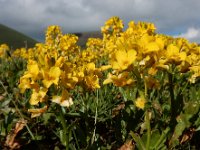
[{"left": 0, "top": 0, "right": 200, "bottom": 43}]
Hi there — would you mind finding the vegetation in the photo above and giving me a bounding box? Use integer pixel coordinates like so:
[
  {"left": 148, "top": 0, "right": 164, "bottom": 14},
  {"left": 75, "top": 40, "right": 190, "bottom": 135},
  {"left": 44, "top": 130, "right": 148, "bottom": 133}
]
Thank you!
[
  {"left": 1, "top": 17, "right": 200, "bottom": 149},
  {"left": 0, "top": 24, "right": 37, "bottom": 49}
]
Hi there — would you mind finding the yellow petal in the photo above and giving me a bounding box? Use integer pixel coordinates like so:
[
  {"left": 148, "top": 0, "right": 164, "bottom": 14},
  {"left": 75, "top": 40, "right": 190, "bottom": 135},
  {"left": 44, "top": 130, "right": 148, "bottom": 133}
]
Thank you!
[
  {"left": 115, "top": 50, "right": 126, "bottom": 64},
  {"left": 60, "top": 98, "right": 73, "bottom": 107},
  {"left": 52, "top": 96, "right": 62, "bottom": 103},
  {"left": 42, "top": 67, "right": 61, "bottom": 88},
  {"left": 127, "top": 49, "right": 137, "bottom": 61},
  {"left": 155, "top": 37, "right": 165, "bottom": 50},
  {"left": 86, "top": 63, "right": 96, "bottom": 71},
  {"left": 145, "top": 42, "right": 160, "bottom": 53},
  {"left": 167, "top": 44, "right": 179, "bottom": 57},
  {"left": 30, "top": 90, "right": 39, "bottom": 105},
  {"left": 29, "top": 88, "right": 48, "bottom": 105},
  {"left": 179, "top": 52, "right": 187, "bottom": 61},
  {"left": 27, "top": 60, "right": 39, "bottom": 78},
  {"left": 28, "top": 105, "right": 48, "bottom": 118},
  {"left": 55, "top": 56, "right": 64, "bottom": 67},
  {"left": 50, "top": 67, "right": 61, "bottom": 79}
]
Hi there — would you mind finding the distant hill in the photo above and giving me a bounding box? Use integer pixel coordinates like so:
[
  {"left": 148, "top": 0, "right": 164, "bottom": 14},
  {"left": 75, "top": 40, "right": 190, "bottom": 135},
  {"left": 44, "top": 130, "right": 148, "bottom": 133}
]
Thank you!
[
  {"left": 0, "top": 23, "right": 103, "bottom": 50},
  {"left": 0, "top": 24, "right": 37, "bottom": 49},
  {"left": 75, "top": 31, "right": 102, "bottom": 47}
]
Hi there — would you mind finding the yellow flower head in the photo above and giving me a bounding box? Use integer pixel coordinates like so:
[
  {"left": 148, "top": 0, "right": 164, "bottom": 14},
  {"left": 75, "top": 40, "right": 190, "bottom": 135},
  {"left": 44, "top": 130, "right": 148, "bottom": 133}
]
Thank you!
[
  {"left": 19, "top": 77, "right": 32, "bottom": 93},
  {"left": 111, "top": 49, "right": 137, "bottom": 71},
  {"left": 42, "top": 67, "right": 61, "bottom": 88},
  {"left": 27, "top": 60, "right": 40, "bottom": 79},
  {"left": 0, "top": 44, "right": 9, "bottom": 58},
  {"left": 101, "top": 16, "right": 124, "bottom": 36},
  {"left": 51, "top": 90, "right": 73, "bottom": 107},
  {"left": 165, "top": 44, "right": 187, "bottom": 64},
  {"left": 29, "top": 88, "right": 48, "bottom": 105},
  {"left": 145, "top": 42, "right": 160, "bottom": 53},
  {"left": 103, "top": 72, "right": 134, "bottom": 87},
  {"left": 28, "top": 105, "right": 48, "bottom": 118},
  {"left": 135, "top": 97, "right": 146, "bottom": 109},
  {"left": 85, "top": 75, "right": 100, "bottom": 90},
  {"left": 45, "top": 25, "right": 62, "bottom": 45}
]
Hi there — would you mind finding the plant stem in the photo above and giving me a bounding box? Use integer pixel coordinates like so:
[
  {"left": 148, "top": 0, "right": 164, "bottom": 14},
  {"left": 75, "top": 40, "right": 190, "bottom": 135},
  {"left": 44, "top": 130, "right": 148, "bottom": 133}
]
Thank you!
[
  {"left": 91, "top": 89, "right": 99, "bottom": 144},
  {"left": 168, "top": 72, "right": 176, "bottom": 126},
  {"left": 168, "top": 73, "right": 174, "bottom": 110},
  {"left": 146, "top": 111, "right": 151, "bottom": 150},
  {"left": 144, "top": 77, "right": 148, "bottom": 98},
  {"left": 59, "top": 106, "right": 69, "bottom": 150},
  {"left": 73, "top": 129, "right": 80, "bottom": 149}
]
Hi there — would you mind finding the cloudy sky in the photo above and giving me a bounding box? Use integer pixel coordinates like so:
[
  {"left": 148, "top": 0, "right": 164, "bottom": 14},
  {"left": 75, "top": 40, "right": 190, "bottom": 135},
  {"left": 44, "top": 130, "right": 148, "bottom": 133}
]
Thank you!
[{"left": 1, "top": 0, "right": 200, "bottom": 43}]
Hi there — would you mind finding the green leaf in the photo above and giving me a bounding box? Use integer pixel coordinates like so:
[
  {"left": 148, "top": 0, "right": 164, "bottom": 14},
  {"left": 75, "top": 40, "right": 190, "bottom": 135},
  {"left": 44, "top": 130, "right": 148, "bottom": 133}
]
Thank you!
[
  {"left": 153, "top": 127, "right": 170, "bottom": 150},
  {"left": 59, "top": 130, "right": 66, "bottom": 146},
  {"left": 150, "top": 129, "right": 161, "bottom": 148},
  {"left": 170, "top": 116, "right": 186, "bottom": 147},
  {"left": 42, "top": 113, "right": 53, "bottom": 125},
  {"left": 184, "top": 101, "right": 199, "bottom": 115},
  {"left": 130, "top": 131, "right": 146, "bottom": 150}
]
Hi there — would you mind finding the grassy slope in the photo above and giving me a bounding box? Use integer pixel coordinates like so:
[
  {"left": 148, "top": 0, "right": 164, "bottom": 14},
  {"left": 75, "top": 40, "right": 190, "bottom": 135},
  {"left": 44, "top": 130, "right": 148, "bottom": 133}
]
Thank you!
[{"left": 0, "top": 24, "right": 37, "bottom": 49}]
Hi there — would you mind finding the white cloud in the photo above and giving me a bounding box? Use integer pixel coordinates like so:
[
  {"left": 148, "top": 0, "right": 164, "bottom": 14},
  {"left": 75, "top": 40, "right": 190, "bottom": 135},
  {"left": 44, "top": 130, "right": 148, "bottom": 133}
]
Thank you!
[
  {"left": 181, "top": 28, "right": 199, "bottom": 39},
  {"left": 175, "top": 27, "right": 200, "bottom": 43}
]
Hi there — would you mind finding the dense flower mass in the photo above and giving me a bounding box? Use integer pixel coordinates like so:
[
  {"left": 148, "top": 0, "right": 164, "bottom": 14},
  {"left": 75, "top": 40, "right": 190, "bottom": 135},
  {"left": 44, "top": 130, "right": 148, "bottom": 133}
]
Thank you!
[{"left": 1, "top": 16, "right": 199, "bottom": 115}]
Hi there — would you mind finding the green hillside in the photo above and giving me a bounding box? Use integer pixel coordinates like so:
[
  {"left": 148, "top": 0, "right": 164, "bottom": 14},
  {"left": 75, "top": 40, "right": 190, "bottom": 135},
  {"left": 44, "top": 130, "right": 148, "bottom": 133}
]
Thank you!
[
  {"left": 0, "top": 24, "right": 37, "bottom": 49},
  {"left": 0, "top": 23, "right": 103, "bottom": 49}
]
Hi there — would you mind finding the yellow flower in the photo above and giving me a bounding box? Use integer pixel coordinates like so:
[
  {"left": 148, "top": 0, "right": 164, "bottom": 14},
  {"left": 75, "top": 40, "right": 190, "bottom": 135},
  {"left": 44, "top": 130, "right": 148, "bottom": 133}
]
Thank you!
[
  {"left": 165, "top": 44, "right": 187, "bottom": 63},
  {"left": 26, "top": 60, "right": 40, "bottom": 80},
  {"left": 0, "top": 44, "right": 9, "bottom": 58},
  {"left": 45, "top": 25, "right": 62, "bottom": 45},
  {"left": 145, "top": 42, "right": 160, "bottom": 53},
  {"left": 101, "top": 16, "right": 124, "bottom": 35},
  {"left": 86, "top": 62, "right": 96, "bottom": 71},
  {"left": 19, "top": 61, "right": 40, "bottom": 93},
  {"left": 148, "top": 67, "right": 158, "bottom": 76},
  {"left": 155, "top": 36, "right": 165, "bottom": 50},
  {"left": 99, "top": 65, "right": 112, "bottom": 71},
  {"left": 42, "top": 66, "right": 61, "bottom": 88},
  {"left": 85, "top": 75, "right": 100, "bottom": 89},
  {"left": 51, "top": 90, "right": 73, "bottom": 107},
  {"left": 60, "top": 72, "right": 79, "bottom": 89},
  {"left": 28, "top": 105, "right": 48, "bottom": 118},
  {"left": 55, "top": 56, "right": 65, "bottom": 68},
  {"left": 189, "top": 65, "right": 200, "bottom": 83},
  {"left": 29, "top": 88, "right": 48, "bottom": 105},
  {"left": 111, "top": 49, "right": 137, "bottom": 71},
  {"left": 135, "top": 97, "right": 146, "bottom": 109},
  {"left": 103, "top": 72, "right": 134, "bottom": 87},
  {"left": 19, "top": 77, "right": 32, "bottom": 93}
]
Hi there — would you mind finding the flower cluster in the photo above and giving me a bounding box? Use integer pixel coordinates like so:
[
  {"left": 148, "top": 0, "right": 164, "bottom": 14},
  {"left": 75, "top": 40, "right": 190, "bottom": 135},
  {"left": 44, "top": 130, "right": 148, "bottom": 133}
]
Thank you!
[
  {"left": 11, "top": 17, "right": 200, "bottom": 114},
  {"left": 101, "top": 17, "right": 200, "bottom": 109},
  {"left": 18, "top": 26, "right": 105, "bottom": 117},
  {"left": 0, "top": 44, "right": 10, "bottom": 58}
]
